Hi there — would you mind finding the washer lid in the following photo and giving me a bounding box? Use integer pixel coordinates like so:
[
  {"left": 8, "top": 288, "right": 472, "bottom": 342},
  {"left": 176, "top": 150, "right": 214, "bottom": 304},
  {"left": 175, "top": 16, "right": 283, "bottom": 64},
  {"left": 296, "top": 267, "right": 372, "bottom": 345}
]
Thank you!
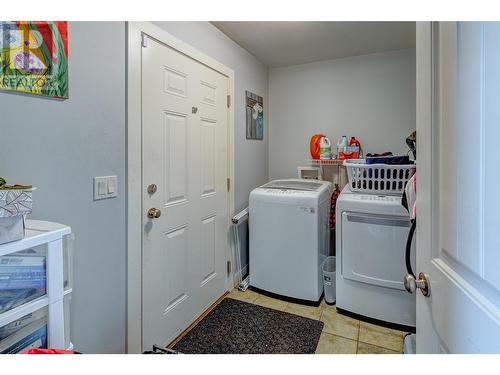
[{"left": 261, "top": 179, "right": 325, "bottom": 191}]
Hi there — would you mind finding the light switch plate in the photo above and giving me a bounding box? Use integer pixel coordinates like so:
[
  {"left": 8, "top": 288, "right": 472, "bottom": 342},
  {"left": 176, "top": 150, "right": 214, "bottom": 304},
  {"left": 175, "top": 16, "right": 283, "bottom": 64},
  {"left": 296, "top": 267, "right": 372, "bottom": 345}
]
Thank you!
[
  {"left": 98, "top": 180, "right": 107, "bottom": 196},
  {"left": 107, "top": 176, "right": 118, "bottom": 197},
  {"left": 94, "top": 176, "right": 118, "bottom": 200}
]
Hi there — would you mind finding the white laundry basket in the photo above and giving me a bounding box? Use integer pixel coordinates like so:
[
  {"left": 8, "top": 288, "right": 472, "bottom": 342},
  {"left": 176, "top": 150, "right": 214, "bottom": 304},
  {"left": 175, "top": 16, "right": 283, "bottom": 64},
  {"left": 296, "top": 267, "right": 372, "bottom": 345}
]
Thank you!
[
  {"left": 322, "top": 256, "right": 336, "bottom": 305},
  {"left": 344, "top": 159, "right": 416, "bottom": 195}
]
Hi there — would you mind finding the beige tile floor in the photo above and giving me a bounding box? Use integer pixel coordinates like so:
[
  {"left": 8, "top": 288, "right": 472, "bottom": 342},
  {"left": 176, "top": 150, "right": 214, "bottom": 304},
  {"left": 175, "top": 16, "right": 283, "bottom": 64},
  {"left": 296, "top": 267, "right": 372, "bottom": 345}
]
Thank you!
[{"left": 227, "top": 288, "right": 409, "bottom": 354}]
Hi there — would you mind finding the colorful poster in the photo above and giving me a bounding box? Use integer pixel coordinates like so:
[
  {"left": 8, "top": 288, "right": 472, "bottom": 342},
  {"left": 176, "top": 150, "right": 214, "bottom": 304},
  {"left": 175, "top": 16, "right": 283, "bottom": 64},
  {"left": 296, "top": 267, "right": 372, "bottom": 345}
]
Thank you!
[{"left": 0, "top": 21, "right": 68, "bottom": 98}]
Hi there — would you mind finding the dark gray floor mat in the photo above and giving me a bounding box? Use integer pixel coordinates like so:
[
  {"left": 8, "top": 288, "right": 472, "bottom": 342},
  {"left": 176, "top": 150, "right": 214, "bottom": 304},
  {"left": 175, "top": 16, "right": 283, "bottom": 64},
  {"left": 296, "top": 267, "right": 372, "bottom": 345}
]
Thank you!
[{"left": 172, "top": 297, "right": 323, "bottom": 354}]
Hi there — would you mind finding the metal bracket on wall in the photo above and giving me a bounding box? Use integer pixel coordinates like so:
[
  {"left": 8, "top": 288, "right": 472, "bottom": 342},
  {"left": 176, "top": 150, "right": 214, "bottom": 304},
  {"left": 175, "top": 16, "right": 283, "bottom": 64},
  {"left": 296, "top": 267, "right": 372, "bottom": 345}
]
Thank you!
[{"left": 238, "top": 276, "right": 250, "bottom": 292}]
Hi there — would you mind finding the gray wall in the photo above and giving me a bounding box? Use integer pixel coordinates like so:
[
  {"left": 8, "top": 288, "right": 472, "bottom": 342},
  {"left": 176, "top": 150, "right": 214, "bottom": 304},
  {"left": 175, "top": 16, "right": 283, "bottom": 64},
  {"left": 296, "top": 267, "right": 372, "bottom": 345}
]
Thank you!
[
  {"left": 153, "top": 22, "right": 269, "bottom": 212},
  {"left": 268, "top": 48, "right": 416, "bottom": 180},
  {"left": 0, "top": 22, "right": 126, "bottom": 353},
  {"left": 0, "top": 21, "right": 268, "bottom": 353}
]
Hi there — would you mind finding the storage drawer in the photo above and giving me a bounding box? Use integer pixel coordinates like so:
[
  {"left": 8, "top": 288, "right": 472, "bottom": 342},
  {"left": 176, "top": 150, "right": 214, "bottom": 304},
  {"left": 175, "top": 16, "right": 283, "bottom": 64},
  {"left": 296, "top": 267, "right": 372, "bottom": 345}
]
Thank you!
[
  {"left": 0, "top": 307, "right": 48, "bottom": 354},
  {"left": 0, "top": 246, "right": 47, "bottom": 315}
]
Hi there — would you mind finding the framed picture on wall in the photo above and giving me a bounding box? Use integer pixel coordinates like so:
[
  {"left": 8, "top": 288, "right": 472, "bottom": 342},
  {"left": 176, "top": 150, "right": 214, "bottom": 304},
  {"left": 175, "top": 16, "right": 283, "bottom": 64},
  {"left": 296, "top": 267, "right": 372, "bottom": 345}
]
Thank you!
[
  {"left": 246, "top": 90, "right": 264, "bottom": 140},
  {"left": 0, "top": 21, "right": 68, "bottom": 98}
]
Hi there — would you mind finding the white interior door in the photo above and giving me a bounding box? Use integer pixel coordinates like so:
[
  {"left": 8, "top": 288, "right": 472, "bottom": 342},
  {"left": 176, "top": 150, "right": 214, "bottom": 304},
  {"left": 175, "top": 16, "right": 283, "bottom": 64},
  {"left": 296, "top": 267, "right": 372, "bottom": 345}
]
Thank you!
[
  {"left": 141, "top": 34, "right": 229, "bottom": 350},
  {"left": 416, "top": 22, "right": 500, "bottom": 353}
]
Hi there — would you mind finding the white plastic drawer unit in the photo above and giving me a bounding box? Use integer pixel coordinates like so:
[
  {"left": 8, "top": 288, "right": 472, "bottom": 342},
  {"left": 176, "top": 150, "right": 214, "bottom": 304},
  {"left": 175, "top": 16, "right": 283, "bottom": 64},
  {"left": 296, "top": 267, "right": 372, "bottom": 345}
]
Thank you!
[
  {"left": 0, "top": 232, "right": 72, "bottom": 315},
  {"left": 340, "top": 211, "right": 415, "bottom": 290},
  {"left": 0, "top": 220, "right": 72, "bottom": 352},
  {"left": 0, "top": 307, "right": 48, "bottom": 354}
]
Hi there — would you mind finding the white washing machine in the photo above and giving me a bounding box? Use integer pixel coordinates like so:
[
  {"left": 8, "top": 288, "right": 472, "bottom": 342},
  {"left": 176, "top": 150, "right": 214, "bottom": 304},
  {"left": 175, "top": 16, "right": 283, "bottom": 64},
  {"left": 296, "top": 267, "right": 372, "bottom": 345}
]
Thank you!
[
  {"left": 336, "top": 186, "right": 416, "bottom": 329},
  {"left": 249, "top": 179, "right": 332, "bottom": 302}
]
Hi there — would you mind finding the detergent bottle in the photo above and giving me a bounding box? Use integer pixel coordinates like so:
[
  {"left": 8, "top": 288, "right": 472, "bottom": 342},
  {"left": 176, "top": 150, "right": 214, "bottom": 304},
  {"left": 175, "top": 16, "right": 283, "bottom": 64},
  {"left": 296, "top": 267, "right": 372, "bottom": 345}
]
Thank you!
[
  {"left": 319, "top": 136, "right": 332, "bottom": 160},
  {"left": 349, "top": 137, "right": 362, "bottom": 159},
  {"left": 337, "top": 136, "right": 348, "bottom": 159},
  {"left": 309, "top": 134, "right": 323, "bottom": 160}
]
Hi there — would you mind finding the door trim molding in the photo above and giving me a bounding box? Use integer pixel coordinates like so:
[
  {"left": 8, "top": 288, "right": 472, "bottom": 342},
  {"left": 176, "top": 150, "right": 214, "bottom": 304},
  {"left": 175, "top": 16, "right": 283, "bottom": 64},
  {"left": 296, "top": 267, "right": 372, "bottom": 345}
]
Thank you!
[
  {"left": 415, "top": 20, "right": 439, "bottom": 353},
  {"left": 126, "top": 22, "right": 235, "bottom": 353}
]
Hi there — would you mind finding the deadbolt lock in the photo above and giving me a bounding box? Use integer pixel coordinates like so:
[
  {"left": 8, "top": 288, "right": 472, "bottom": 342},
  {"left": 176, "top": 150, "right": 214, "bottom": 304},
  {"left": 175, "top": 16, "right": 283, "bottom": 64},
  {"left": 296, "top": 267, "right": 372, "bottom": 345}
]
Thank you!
[
  {"left": 147, "top": 207, "right": 161, "bottom": 219},
  {"left": 147, "top": 184, "right": 157, "bottom": 194}
]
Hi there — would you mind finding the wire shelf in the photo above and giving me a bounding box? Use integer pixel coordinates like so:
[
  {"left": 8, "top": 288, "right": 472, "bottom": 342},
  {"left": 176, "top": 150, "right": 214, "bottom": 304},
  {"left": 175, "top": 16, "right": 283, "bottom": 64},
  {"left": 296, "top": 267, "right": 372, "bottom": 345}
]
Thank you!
[{"left": 309, "top": 159, "right": 343, "bottom": 166}]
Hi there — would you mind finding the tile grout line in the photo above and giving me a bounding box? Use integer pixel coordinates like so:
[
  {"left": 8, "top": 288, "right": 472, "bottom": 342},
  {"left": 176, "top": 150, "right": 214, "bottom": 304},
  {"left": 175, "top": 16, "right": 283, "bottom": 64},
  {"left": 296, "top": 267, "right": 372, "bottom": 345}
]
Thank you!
[
  {"left": 356, "top": 320, "right": 360, "bottom": 353},
  {"left": 357, "top": 338, "right": 402, "bottom": 353},
  {"left": 356, "top": 319, "right": 406, "bottom": 353},
  {"left": 356, "top": 341, "right": 400, "bottom": 354},
  {"left": 319, "top": 331, "right": 358, "bottom": 354},
  {"left": 322, "top": 331, "right": 357, "bottom": 342},
  {"left": 321, "top": 330, "right": 362, "bottom": 342},
  {"left": 319, "top": 305, "right": 324, "bottom": 322}
]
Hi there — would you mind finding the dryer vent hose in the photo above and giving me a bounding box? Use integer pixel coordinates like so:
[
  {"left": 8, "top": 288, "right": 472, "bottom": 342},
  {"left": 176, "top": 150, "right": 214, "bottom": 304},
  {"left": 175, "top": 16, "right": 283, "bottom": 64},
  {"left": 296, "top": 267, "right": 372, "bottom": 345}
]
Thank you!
[{"left": 406, "top": 220, "right": 416, "bottom": 278}]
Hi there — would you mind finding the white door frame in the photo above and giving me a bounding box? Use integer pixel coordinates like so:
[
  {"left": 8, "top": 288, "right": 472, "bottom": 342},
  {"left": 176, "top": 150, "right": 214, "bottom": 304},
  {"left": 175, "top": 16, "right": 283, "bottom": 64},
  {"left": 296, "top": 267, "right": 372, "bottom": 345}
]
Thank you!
[
  {"left": 415, "top": 21, "right": 437, "bottom": 352},
  {"left": 126, "top": 22, "right": 235, "bottom": 353}
]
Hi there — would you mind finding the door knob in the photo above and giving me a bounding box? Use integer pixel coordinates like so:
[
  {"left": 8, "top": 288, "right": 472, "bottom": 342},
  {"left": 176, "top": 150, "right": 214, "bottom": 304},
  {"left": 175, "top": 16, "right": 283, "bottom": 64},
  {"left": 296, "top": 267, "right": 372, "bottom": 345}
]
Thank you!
[
  {"left": 404, "top": 272, "right": 431, "bottom": 297},
  {"left": 147, "top": 207, "right": 161, "bottom": 219}
]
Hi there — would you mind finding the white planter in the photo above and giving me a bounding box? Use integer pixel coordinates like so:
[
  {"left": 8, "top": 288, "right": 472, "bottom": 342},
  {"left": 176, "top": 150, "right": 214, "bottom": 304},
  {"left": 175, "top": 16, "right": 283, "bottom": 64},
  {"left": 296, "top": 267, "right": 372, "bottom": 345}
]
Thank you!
[
  {"left": 0, "top": 189, "right": 34, "bottom": 245},
  {"left": 0, "top": 216, "right": 25, "bottom": 245}
]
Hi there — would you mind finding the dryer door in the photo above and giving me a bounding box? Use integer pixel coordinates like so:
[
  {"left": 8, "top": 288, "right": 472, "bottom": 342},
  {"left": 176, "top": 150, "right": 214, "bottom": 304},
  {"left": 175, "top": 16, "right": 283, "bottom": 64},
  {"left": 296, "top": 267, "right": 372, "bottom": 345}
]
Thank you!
[{"left": 340, "top": 211, "right": 414, "bottom": 290}]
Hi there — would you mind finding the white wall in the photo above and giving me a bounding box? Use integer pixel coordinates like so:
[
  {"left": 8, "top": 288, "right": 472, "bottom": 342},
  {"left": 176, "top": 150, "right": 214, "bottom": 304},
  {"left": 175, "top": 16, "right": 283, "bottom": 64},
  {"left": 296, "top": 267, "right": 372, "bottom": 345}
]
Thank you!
[
  {"left": 268, "top": 48, "right": 416, "bottom": 180},
  {"left": 153, "top": 22, "right": 269, "bottom": 212},
  {"left": 0, "top": 22, "right": 126, "bottom": 353}
]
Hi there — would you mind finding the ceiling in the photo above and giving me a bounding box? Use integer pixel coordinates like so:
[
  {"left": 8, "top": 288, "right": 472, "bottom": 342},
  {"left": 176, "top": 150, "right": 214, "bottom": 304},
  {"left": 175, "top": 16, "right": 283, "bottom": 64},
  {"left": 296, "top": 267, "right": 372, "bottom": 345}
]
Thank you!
[{"left": 212, "top": 22, "right": 415, "bottom": 68}]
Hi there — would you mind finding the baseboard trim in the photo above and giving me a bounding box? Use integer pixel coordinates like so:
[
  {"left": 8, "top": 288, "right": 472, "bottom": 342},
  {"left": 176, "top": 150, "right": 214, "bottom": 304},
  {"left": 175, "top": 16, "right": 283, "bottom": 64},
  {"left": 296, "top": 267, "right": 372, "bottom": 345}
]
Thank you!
[
  {"left": 249, "top": 286, "right": 322, "bottom": 307},
  {"left": 336, "top": 307, "right": 417, "bottom": 333}
]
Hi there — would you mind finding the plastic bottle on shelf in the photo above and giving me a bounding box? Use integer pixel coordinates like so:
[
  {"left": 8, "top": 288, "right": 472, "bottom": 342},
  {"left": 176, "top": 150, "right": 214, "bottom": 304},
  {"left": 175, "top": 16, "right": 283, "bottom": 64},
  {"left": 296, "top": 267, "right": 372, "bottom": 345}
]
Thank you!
[
  {"left": 337, "top": 136, "right": 347, "bottom": 159},
  {"left": 348, "top": 137, "right": 362, "bottom": 159},
  {"left": 309, "top": 134, "right": 323, "bottom": 160},
  {"left": 319, "top": 136, "right": 332, "bottom": 160}
]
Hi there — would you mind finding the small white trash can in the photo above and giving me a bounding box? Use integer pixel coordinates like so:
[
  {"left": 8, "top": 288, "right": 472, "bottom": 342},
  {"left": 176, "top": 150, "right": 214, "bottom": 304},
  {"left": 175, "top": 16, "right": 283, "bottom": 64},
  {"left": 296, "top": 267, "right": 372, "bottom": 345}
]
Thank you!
[{"left": 322, "top": 256, "right": 336, "bottom": 304}]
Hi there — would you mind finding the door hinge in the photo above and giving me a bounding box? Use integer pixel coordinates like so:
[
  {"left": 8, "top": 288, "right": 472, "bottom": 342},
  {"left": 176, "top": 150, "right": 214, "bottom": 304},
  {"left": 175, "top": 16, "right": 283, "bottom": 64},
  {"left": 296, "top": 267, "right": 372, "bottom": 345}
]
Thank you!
[
  {"left": 141, "top": 34, "right": 148, "bottom": 48},
  {"left": 227, "top": 260, "right": 232, "bottom": 276},
  {"left": 227, "top": 178, "right": 230, "bottom": 192},
  {"left": 227, "top": 94, "right": 231, "bottom": 108}
]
